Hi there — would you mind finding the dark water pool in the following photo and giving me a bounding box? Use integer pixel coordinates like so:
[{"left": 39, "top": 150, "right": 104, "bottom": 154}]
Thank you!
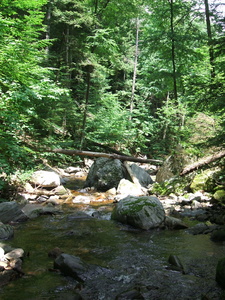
[{"left": 0, "top": 202, "right": 225, "bottom": 300}]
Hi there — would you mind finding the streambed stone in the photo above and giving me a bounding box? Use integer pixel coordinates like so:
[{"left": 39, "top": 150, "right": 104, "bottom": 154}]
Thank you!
[
  {"left": 22, "top": 203, "right": 62, "bottom": 219},
  {"left": 30, "top": 170, "right": 61, "bottom": 188},
  {"left": 0, "top": 247, "right": 25, "bottom": 286},
  {"left": 164, "top": 216, "right": 188, "bottom": 230},
  {"left": 84, "top": 158, "right": 128, "bottom": 191},
  {"left": 54, "top": 253, "right": 90, "bottom": 282},
  {"left": 216, "top": 258, "right": 225, "bottom": 289},
  {"left": 0, "top": 202, "right": 28, "bottom": 223},
  {"left": 111, "top": 195, "right": 165, "bottom": 230},
  {"left": 116, "top": 179, "right": 145, "bottom": 199},
  {"left": 0, "top": 223, "right": 14, "bottom": 240},
  {"left": 130, "top": 163, "right": 153, "bottom": 187}
]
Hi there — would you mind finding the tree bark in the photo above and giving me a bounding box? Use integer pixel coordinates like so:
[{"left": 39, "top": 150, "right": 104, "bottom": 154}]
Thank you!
[
  {"left": 180, "top": 149, "right": 225, "bottom": 176},
  {"left": 46, "top": 148, "right": 163, "bottom": 164},
  {"left": 204, "top": 0, "right": 215, "bottom": 78},
  {"left": 169, "top": 0, "right": 178, "bottom": 101},
  {"left": 129, "top": 17, "right": 140, "bottom": 121},
  {"left": 80, "top": 65, "right": 92, "bottom": 149}
]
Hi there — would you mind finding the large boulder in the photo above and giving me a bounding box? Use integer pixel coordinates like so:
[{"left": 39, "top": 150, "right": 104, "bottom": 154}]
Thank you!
[
  {"left": 0, "top": 202, "right": 28, "bottom": 223},
  {"left": 130, "top": 164, "right": 153, "bottom": 187},
  {"left": 111, "top": 195, "right": 165, "bottom": 230},
  {"left": 30, "top": 170, "right": 61, "bottom": 188},
  {"left": 84, "top": 158, "right": 129, "bottom": 191}
]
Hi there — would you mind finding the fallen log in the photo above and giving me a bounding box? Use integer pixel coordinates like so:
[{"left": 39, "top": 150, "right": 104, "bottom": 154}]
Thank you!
[
  {"left": 46, "top": 148, "right": 163, "bottom": 165},
  {"left": 180, "top": 149, "right": 225, "bottom": 176}
]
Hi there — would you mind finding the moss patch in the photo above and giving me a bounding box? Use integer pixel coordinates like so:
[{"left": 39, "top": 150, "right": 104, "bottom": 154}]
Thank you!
[
  {"left": 190, "top": 170, "right": 215, "bottom": 192},
  {"left": 213, "top": 190, "right": 225, "bottom": 203},
  {"left": 121, "top": 197, "right": 157, "bottom": 215}
]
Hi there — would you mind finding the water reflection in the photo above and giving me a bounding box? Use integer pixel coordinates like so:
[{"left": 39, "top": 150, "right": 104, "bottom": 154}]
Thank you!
[{"left": 0, "top": 201, "right": 225, "bottom": 299}]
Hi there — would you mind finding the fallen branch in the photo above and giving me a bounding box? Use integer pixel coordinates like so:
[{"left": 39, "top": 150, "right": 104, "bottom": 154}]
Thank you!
[
  {"left": 180, "top": 149, "right": 225, "bottom": 176},
  {"left": 46, "top": 148, "right": 163, "bottom": 165}
]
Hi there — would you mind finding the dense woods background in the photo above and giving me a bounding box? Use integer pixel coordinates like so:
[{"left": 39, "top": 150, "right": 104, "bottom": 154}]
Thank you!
[{"left": 0, "top": 0, "right": 225, "bottom": 192}]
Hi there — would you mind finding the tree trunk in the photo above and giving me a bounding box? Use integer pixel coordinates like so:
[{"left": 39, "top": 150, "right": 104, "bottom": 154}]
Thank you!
[
  {"left": 180, "top": 149, "right": 225, "bottom": 176},
  {"left": 80, "top": 65, "right": 92, "bottom": 149},
  {"left": 204, "top": 0, "right": 215, "bottom": 78},
  {"left": 169, "top": 0, "right": 178, "bottom": 101},
  {"left": 46, "top": 148, "right": 163, "bottom": 164},
  {"left": 45, "top": 0, "right": 52, "bottom": 55},
  {"left": 129, "top": 17, "right": 140, "bottom": 121}
]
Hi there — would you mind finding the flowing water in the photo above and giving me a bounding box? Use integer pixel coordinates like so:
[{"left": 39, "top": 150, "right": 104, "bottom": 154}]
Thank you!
[{"left": 0, "top": 182, "right": 225, "bottom": 299}]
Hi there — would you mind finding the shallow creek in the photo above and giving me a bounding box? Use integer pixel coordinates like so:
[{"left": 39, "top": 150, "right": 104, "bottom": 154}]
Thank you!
[{"left": 0, "top": 180, "right": 225, "bottom": 299}]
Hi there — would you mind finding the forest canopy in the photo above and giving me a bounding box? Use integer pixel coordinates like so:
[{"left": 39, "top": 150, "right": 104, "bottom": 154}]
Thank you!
[{"left": 0, "top": 0, "right": 225, "bottom": 189}]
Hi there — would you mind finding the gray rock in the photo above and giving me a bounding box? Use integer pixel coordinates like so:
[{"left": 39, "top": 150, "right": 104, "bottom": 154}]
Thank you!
[
  {"left": 216, "top": 257, "right": 225, "bottom": 289},
  {"left": 187, "top": 223, "right": 217, "bottom": 235},
  {"left": 0, "top": 223, "right": 14, "bottom": 240},
  {"left": 130, "top": 164, "right": 153, "bottom": 187},
  {"left": 54, "top": 254, "right": 89, "bottom": 282},
  {"left": 111, "top": 195, "right": 165, "bottom": 230},
  {"left": 0, "top": 202, "right": 28, "bottom": 223},
  {"left": 30, "top": 170, "right": 61, "bottom": 188},
  {"left": 168, "top": 254, "right": 185, "bottom": 273},
  {"left": 211, "top": 229, "right": 225, "bottom": 242},
  {"left": 22, "top": 203, "right": 61, "bottom": 219},
  {"left": 0, "top": 269, "right": 21, "bottom": 287},
  {"left": 164, "top": 216, "right": 188, "bottom": 230},
  {"left": 4, "top": 248, "right": 24, "bottom": 260},
  {"left": 116, "top": 179, "right": 145, "bottom": 199},
  {"left": 84, "top": 158, "right": 129, "bottom": 191}
]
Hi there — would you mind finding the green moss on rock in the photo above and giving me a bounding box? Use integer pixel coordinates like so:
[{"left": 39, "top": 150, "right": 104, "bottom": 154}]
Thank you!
[
  {"left": 190, "top": 170, "right": 215, "bottom": 192},
  {"left": 120, "top": 196, "right": 157, "bottom": 215},
  {"left": 111, "top": 196, "right": 165, "bottom": 230},
  {"left": 213, "top": 190, "right": 225, "bottom": 203}
]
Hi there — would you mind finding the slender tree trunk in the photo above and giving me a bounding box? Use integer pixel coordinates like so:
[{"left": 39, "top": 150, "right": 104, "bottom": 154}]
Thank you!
[
  {"left": 65, "top": 26, "right": 72, "bottom": 87},
  {"left": 204, "top": 0, "right": 215, "bottom": 78},
  {"left": 163, "top": 92, "right": 170, "bottom": 140},
  {"left": 45, "top": 0, "right": 52, "bottom": 55},
  {"left": 169, "top": 0, "right": 178, "bottom": 101},
  {"left": 129, "top": 18, "right": 140, "bottom": 121},
  {"left": 95, "top": 0, "right": 98, "bottom": 14},
  {"left": 80, "top": 65, "right": 92, "bottom": 149}
]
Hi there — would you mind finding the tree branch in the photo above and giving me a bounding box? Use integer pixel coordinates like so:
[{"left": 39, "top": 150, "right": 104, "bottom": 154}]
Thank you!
[
  {"left": 180, "top": 149, "right": 225, "bottom": 176},
  {"left": 46, "top": 148, "right": 163, "bottom": 164}
]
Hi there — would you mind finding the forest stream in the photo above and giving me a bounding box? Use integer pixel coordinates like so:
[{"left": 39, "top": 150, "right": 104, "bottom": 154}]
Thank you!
[{"left": 0, "top": 177, "right": 225, "bottom": 300}]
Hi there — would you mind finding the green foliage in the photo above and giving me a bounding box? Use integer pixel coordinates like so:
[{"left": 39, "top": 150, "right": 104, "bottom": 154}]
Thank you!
[{"left": 151, "top": 176, "right": 189, "bottom": 196}]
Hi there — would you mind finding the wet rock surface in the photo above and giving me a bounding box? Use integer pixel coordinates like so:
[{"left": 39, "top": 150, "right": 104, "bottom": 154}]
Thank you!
[
  {"left": 111, "top": 195, "right": 165, "bottom": 230},
  {"left": 0, "top": 202, "right": 28, "bottom": 223},
  {"left": 0, "top": 247, "right": 25, "bottom": 287}
]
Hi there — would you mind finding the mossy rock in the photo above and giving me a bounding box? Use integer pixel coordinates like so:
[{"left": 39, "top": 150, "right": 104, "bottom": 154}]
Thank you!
[
  {"left": 213, "top": 190, "right": 225, "bottom": 203},
  {"left": 216, "top": 258, "right": 225, "bottom": 289},
  {"left": 111, "top": 195, "right": 165, "bottom": 230},
  {"left": 190, "top": 170, "right": 215, "bottom": 192}
]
